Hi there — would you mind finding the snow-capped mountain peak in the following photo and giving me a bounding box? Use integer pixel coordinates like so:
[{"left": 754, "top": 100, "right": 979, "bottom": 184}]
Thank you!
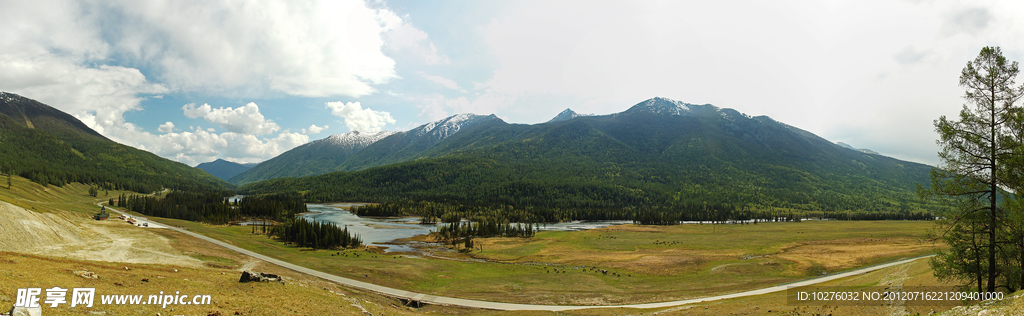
[
  {"left": 628, "top": 97, "right": 695, "bottom": 115},
  {"left": 547, "top": 108, "right": 593, "bottom": 123},
  {"left": 407, "top": 113, "right": 500, "bottom": 140},
  {"left": 322, "top": 130, "right": 397, "bottom": 148}
]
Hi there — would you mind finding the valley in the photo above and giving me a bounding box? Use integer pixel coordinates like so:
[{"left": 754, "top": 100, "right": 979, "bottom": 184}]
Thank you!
[
  {"left": 11, "top": 2, "right": 1024, "bottom": 315},
  {"left": 0, "top": 92, "right": 1013, "bottom": 315},
  {"left": 160, "top": 212, "right": 940, "bottom": 306}
]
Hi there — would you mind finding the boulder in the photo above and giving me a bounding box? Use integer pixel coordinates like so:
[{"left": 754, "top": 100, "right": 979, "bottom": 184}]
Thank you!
[
  {"left": 74, "top": 270, "right": 99, "bottom": 279},
  {"left": 238, "top": 270, "right": 281, "bottom": 283},
  {"left": 10, "top": 305, "right": 42, "bottom": 316}
]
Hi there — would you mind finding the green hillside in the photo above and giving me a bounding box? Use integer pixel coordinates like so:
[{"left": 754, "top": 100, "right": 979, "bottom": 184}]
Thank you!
[{"left": 0, "top": 92, "right": 232, "bottom": 192}]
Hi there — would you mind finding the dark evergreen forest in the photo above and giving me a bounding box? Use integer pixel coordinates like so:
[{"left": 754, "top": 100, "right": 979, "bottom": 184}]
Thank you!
[{"left": 116, "top": 191, "right": 362, "bottom": 249}]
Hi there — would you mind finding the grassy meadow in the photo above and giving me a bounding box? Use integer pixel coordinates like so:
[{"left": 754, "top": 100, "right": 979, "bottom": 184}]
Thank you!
[{"left": 157, "top": 213, "right": 941, "bottom": 305}]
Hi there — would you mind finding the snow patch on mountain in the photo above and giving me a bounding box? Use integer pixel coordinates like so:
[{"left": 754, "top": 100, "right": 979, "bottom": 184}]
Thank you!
[
  {"left": 407, "top": 113, "right": 496, "bottom": 140},
  {"left": 643, "top": 97, "right": 693, "bottom": 115},
  {"left": 0, "top": 92, "right": 19, "bottom": 102},
  {"left": 322, "top": 130, "right": 397, "bottom": 148}
]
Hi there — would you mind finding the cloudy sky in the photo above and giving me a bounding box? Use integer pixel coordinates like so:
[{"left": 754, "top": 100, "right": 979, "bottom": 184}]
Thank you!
[{"left": 1, "top": 0, "right": 1022, "bottom": 166}]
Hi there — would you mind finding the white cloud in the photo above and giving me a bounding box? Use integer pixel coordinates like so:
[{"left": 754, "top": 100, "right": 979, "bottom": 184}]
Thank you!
[
  {"left": 0, "top": 45, "right": 168, "bottom": 137},
  {"left": 109, "top": 1, "right": 398, "bottom": 97},
  {"left": 417, "top": 95, "right": 450, "bottom": 121},
  {"left": 181, "top": 102, "right": 280, "bottom": 135},
  {"left": 75, "top": 100, "right": 305, "bottom": 165},
  {"left": 942, "top": 7, "right": 992, "bottom": 36},
  {"left": 158, "top": 121, "right": 175, "bottom": 133},
  {"left": 2, "top": 0, "right": 401, "bottom": 100},
  {"left": 385, "top": 23, "right": 450, "bottom": 65},
  {"left": 107, "top": 124, "right": 310, "bottom": 166},
  {"left": 445, "top": 94, "right": 512, "bottom": 117},
  {"left": 413, "top": 93, "right": 512, "bottom": 122},
  {"left": 303, "top": 124, "right": 328, "bottom": 134},
  {"left": 894, "top": 46, "right": 930, "bottom": 65},
  {"left": 325, "top": 101, "right": 395, "bottom": 132},
  {"left": 417, "top": 72, "right": 465, "bottom": 91},
  {"left": 0, "top": 0, "right": 409, "bottom": 166}
]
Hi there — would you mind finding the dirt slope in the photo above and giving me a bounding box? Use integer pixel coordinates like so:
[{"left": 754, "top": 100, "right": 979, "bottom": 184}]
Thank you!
[{"left": 0, "top": 200, "right": 200, "bottom": 267}]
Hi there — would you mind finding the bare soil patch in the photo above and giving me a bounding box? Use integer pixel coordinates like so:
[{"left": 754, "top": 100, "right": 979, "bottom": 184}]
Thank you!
[{"left": 0, "top": 200, "right": 201, "bottom": 267}]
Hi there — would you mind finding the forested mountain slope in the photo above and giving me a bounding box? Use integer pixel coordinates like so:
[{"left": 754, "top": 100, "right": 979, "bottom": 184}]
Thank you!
[
  {"left": 241, "top": 97, "right": 939, "bottom": 217},
  {"left": 228, "top": 131, "right": 395, "bottom": 185},
  {"left": 0, "top": 92, "right": 232, "bottom": 192},
  {"left": 229, "top": 114, "right": 502, "bottom": 185}
]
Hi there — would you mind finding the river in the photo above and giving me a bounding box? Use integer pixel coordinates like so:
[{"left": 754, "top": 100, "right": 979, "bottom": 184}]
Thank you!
[{"left": 300, "top": 204, "right": 633, "bottom": 253}]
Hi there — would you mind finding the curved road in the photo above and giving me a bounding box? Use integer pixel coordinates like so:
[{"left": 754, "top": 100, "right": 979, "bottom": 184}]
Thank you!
[{"left": 101, "top": 203, "right": 932, "bottom": 311}]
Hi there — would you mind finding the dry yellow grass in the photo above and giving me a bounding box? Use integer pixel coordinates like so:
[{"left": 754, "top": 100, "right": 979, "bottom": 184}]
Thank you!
[
  {"left": 777, "top": 237, "right": 932, "bottom": 271},
  {"left": 472, "top": 222, "right": 938, "bottom": 278},
  {"left": 0, "top": 251, "right": 500, "bottom": 315}
]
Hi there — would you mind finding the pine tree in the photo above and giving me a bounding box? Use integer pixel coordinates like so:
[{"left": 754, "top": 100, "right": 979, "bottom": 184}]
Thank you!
[{"left": 923, "top": 46, "right": 1024, "bottom": 294}]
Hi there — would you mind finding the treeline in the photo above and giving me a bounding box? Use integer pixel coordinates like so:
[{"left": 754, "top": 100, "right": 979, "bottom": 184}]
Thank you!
[
  {"left": 273, "top": 217, "right": 362, "bottom": 249},
  {"left": 117, "top": 191, "right": 307, "bottom": 225},
  {"left": 630, "top": 203, "right": 934, "bottom": 225},
  {"left": 240, "top": 155, "right": 944, "bottom": 224},
  {"left": 115, "top": 190, "right": 361, "bottom": 249},
  {"left": 351, "top": 200, "right": 933, "bottom": 226},
  {"left": 352, "top": 202, "right": 548, "bottom": 223},
  {"left": 354, "top": 202, "right": 538, "bottom": 245},
  {"left": 434, "top": 220, "right": 535, "bottom": 251}
]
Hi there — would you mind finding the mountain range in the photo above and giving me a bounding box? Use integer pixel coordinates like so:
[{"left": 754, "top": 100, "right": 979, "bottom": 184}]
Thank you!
[
  {"left": 240, "top": 97, "right": 940, "bottom": 214},
  {"left": 196, "top": 159, "right": 257, "bottom": 181},
  {"left": 0, "top": 91, "right": 938, "bottom": 215},
  {"left": 229, "top": 114, "right": 501, "bottom": 184},
  {"left": 0, "top": 92, "right": 231, "bottom": 192}
]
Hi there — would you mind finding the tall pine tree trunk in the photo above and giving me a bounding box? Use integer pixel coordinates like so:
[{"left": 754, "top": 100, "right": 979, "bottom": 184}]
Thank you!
[{"left": 990, "top": 99, "right": 999, "bottom": 294}]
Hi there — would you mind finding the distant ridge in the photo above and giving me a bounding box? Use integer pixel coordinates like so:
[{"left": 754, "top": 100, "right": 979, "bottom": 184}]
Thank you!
[
  {"left": 196, "top": 159, "right": 257, "bottom": 181},
  {"left": 836, "top": 142, "right": 880, "bottom": 155}
]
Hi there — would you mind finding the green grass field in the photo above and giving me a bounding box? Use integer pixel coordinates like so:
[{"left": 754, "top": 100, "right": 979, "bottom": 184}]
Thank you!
[{"left": 153, "top": 214, "right": 941, "bottom": 305}]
